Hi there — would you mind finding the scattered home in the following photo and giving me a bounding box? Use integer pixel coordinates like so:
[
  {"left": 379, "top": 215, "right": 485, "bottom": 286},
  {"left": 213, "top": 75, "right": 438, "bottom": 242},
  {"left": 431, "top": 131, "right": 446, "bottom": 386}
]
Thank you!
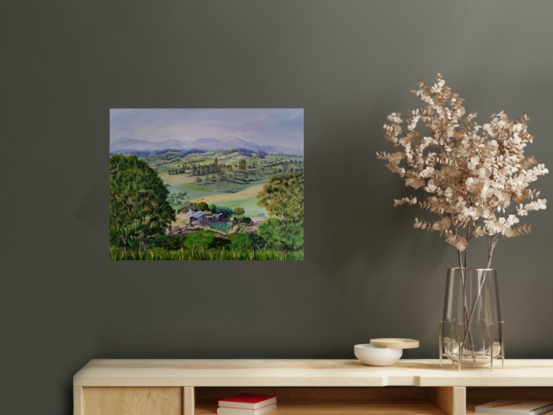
[
  {"left": 166, "top": 224, "right": 185, "bottom": 235},
  {"left": 212, "top": 213, "right": 223, "bottom": 221},
  {"left": 190, "top": 211, "right": 207, "bottom": 225},
  {"left": 186, "top": 209, "right": 196, "bottom": 221}
]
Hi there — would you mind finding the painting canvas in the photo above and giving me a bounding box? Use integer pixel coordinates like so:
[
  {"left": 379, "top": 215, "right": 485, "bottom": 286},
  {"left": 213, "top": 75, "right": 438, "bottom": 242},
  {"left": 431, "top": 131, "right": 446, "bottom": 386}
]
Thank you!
[{"left": 110, "top": 108, "right": 304, "bottom": 260}]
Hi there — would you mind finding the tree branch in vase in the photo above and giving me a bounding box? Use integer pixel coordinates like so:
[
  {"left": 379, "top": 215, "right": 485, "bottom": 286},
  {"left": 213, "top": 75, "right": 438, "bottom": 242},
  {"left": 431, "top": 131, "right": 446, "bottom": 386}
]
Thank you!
[{"left": 378, "top": 74, "right": 548, "bottom": 359}]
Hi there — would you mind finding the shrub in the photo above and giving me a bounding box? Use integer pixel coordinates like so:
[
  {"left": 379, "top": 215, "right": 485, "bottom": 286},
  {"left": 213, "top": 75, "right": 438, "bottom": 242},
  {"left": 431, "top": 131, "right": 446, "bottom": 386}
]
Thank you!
[
  {"left": 152, "top": 235, "right": 170, "bottom": 248},
  {"left": 228, "top": 232, "right": 250, "bottom": 250},
  {"left": 208, "top": 237, "right": 231, "bottom": 250},
  {"left": 216, "top": 206, "right": 233, "bottom": 216},
  {"left": 167, "top": 235, "right": 187, "bottom": 250}
]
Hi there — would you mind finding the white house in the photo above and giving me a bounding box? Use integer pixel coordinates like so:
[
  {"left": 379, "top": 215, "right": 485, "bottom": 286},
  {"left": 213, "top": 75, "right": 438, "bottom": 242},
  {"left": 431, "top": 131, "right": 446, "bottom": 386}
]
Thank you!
[{"left": 186, "top": 209, "right": 196, "bottom": 221}]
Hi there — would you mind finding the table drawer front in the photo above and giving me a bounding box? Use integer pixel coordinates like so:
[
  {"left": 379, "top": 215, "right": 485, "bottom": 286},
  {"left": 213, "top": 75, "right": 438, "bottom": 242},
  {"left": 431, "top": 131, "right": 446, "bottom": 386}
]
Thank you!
[{"left": 82, "top": 387, "right": 182, "bottom": 415}]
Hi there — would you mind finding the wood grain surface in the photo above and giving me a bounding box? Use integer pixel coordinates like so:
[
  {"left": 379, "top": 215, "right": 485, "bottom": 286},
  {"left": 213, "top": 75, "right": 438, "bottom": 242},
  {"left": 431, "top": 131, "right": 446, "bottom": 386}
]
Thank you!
[
  {"left": 184, "top": 386, "right": 195, "bottom": 415},
  {"left": 82, "top": 387, "right": 182, "bottom": 415},
  {"left": 427, "top": 387, "right": 466, "bottom": 415},
  {"left": 73, "top": 387, "right": 83, "bottom": 415},
  {"left": 73, "top": 359, "right": 553, "bottom": 387}
]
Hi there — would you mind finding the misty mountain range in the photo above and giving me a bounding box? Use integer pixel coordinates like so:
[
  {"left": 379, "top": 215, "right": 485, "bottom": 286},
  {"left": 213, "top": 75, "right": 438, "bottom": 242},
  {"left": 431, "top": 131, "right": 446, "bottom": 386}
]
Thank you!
[{"left": 110, "top": 136, "right": 303, "bottom": 155}]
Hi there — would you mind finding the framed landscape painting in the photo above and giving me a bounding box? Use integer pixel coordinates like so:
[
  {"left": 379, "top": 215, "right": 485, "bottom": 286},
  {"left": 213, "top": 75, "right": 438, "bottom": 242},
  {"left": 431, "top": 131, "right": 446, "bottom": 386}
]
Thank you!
[{"left": 109, "top": 108, "right": 304, "bottom": 260}]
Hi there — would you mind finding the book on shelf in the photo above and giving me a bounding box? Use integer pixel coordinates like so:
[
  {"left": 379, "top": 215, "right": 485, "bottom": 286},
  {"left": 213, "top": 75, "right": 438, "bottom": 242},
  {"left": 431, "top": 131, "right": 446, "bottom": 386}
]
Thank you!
[
  {"left": 217, "top": 394, "right": 277, "bottom": 415},
  {"left": 216, "top": 403, "right": 277, "bottom": 415},
  {"left": 475, "top": 400, "right": 553, "bottom": 415},
  {"left": 218, "top": 394, "right": 277, "bottom": 410}
]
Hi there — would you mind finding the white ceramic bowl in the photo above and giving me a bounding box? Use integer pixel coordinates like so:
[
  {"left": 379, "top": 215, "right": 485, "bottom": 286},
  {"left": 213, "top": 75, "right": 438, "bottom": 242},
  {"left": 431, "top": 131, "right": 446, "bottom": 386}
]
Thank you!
[{"left": 354, "top": 344, "right": 403, "bottom": 366}]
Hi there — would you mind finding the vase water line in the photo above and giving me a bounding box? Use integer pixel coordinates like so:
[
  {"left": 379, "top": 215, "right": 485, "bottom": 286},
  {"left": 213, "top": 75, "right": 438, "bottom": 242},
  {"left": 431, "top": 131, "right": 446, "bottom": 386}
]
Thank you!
[{"left": 439, "top": 268, "right": 505, "bottom": 370}]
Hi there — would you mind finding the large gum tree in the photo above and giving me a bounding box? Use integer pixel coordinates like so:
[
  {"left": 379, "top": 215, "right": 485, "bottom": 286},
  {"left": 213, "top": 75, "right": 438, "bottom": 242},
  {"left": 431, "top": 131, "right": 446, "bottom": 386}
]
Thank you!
[
  {"left": 110, "top": 154, "right": 175, "bottom": 250},
  {"left": 256, "top": 172, "right": 304, "bottom": 230}
]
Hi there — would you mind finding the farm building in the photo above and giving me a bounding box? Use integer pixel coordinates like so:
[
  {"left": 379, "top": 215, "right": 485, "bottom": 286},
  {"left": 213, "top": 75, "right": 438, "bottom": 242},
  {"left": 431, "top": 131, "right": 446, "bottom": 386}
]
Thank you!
[{"left": 190, "top": 211, "right": 207, "bottom": 225}]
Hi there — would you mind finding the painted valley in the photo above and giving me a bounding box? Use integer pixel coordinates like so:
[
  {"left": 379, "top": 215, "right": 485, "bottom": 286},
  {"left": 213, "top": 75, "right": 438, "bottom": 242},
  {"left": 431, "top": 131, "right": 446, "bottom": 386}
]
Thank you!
[{"left": 109, "top": 109, "right": 304, "bottom": 260}]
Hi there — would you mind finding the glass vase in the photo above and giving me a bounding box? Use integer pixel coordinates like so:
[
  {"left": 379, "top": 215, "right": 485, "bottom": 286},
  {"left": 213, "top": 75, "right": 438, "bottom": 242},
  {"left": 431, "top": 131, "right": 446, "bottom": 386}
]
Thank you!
[{"left": 441, "top": 268, "right": 504, "bottom": 366}]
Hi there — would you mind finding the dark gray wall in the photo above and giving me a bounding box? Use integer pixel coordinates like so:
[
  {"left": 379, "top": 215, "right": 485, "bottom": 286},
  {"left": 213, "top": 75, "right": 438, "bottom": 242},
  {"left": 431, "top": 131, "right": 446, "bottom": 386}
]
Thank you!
[{"left": 2, "top": 1, "right": 553, "bottom": 414}]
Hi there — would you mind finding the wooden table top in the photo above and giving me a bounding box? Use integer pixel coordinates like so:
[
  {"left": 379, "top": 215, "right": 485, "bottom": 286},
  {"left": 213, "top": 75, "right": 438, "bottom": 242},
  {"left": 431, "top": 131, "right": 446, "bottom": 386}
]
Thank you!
[{"left": 73, "top": 359, "right": 553, "bottom": 387}]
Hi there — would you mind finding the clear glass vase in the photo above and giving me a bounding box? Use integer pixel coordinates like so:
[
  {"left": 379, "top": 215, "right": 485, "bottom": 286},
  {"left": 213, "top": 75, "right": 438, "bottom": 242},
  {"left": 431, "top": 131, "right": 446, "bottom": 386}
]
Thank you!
[{"left": 441, "top": 268, "right": 504, "bottom": 366}]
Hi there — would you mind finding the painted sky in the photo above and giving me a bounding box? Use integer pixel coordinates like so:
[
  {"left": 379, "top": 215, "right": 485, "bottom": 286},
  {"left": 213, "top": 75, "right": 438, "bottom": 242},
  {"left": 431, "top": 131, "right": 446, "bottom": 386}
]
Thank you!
[{"left": 110, "top": 108, "right": 303, "bottom": 150}]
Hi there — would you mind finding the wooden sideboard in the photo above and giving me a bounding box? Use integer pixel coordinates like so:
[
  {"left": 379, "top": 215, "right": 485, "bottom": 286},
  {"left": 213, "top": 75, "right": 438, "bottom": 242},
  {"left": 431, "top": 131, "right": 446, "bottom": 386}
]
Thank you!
[{"left": 73, "top": 359, "right": 553, "bottom": 415}]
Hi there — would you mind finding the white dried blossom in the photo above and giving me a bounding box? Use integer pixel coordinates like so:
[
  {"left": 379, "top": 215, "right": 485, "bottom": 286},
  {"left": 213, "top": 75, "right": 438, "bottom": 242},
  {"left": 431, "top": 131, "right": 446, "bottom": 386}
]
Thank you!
[{"left": 377, "top": 74, "right": 548, "bottom": 268}]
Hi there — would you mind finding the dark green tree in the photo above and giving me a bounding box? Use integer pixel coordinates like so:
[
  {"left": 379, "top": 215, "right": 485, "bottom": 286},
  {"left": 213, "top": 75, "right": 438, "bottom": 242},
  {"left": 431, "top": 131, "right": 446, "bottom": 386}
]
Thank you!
[
  {"left": 239, "top": 159, "right": 247, "bottom": 172},
  {"left": 216, "top": 206, "right": 233, "bottom": 216},
  {"left": 233, "top": 207, "right": 245, "bottom": 217},
  {"left": 209, "top": 204, "right": 217, "bottom": 213},
  {"left": 196, "top": 201, "right": 209, "bottom": 212},
  {"left": 110, "top": 154, "right": 175, "bottom": 250},
  {"left": 248, "top": 233, "right": 266, "bottom": 248},
  {"left": 208, "top": 235, "right": 231, "bottom": 250}
]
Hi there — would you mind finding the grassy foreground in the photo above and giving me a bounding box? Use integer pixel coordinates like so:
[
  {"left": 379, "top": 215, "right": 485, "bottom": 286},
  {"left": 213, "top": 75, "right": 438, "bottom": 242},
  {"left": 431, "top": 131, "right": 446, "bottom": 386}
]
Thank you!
[{"left": 110, "top": 246, "right": 304, "bottom": 261}]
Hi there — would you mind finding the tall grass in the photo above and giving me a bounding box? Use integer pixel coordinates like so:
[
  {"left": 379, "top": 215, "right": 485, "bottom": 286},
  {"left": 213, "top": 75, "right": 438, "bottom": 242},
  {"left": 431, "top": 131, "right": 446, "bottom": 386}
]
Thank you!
[{"left": 110, "top": 246, "right": 304, "bottom": 261}]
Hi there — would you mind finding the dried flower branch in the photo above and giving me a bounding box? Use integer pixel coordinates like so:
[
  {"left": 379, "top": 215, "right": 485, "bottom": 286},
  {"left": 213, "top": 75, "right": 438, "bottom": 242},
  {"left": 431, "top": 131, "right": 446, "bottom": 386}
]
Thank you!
[{"left": 378, "top": 74, "right": 548, "bottom": 269}]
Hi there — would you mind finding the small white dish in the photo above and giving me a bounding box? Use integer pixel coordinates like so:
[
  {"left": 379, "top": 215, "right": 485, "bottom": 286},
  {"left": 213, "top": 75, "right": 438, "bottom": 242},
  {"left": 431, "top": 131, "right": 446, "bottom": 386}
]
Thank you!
[{"left": 354, "top": 344, "right": 403, "bottom": 366}]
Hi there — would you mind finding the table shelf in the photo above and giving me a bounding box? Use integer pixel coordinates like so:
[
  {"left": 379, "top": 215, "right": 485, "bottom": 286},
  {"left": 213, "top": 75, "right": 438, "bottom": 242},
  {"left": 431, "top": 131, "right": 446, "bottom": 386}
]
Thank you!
[{"left": 196, "top": 401, "right": 445, "bottom": 414}]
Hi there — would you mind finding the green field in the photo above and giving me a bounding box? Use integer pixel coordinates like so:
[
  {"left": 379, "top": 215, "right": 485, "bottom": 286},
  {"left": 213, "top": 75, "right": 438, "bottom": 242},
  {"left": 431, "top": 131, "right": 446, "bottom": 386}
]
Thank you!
[
  {"left": 110, "top": 246, "right": 303, "bottom": 261},
  {"left": 144, "top": 150, "right": 304, "bottom": 220},
  {"left": 164, "top": 175, "right": 270, "bottom": 202},
  {"left": 214, "top": 197, "right": 266, "bottom": 217}
]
